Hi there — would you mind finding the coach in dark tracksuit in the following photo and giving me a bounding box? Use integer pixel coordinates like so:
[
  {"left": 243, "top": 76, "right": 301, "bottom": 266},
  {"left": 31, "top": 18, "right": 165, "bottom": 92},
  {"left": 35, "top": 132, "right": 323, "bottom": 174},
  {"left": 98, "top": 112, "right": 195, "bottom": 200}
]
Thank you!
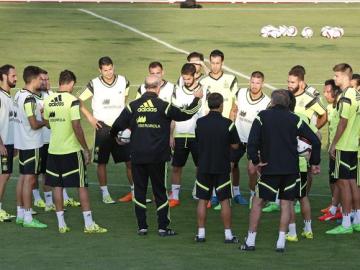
[
  {"left": 110, "top": 75, "right": 203, "bottom": 236},
  {"left": 240, "top": 89, "right": 321, "bottom": 252}
]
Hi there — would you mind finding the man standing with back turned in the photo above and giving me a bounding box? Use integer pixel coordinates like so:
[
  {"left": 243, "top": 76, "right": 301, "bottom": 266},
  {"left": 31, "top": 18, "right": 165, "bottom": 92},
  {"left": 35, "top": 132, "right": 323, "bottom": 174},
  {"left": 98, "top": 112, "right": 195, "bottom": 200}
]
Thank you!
[{"left": 111, "top": 75, "right": 203, "bottom": 237}]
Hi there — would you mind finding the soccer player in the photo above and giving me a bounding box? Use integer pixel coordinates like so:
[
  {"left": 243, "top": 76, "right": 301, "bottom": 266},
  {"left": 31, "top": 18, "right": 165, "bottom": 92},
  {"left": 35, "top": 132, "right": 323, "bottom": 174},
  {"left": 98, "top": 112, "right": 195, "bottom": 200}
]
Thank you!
[
  {"left": 195, "top": 93, "right": 240, "bottom": 243},
  {"left": 168, "top": 63, "right": 208, "bottom": 207},
  {"left": 326, "top": 63, "right": 360, "bottom": 234},
  {"left": 43, "top": 70, "right": 107, "bottom": 234},
  {"left": 177, "top": 51, "right": 209, "bottom": 87},
  {"left": 13, "top": 66, "right": 47, "bottom": 228},
  {"left": 318, "top": 79, "right": 342, "bottom": 221},
  {"left": 232, "top": 71, "right": 270, "bottom": 207},
  {"left": 110, "top": 75, "right": 202, "bottom": 236},
  {"left": 200, "top": 49, "right": 238, "bottom": 208},
  {"left": 136, "top": 61, "right": 175, "bottom": 103},
  {"left": 79, "top": 56, "right": 132, "bottom": 204},
  {"left": 241, "top": 89, "right": 321, "bottom": 252},
  {"left": 0, "top": 64, "right": 17, "bottom": 222},
  {"left": 351, "top": 73, "right": 360, "bottom": 90}
]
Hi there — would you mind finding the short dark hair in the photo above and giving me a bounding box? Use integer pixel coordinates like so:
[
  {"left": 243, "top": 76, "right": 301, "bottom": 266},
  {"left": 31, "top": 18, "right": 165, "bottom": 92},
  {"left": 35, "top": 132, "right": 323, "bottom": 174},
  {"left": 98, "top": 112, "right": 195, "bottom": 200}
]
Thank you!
[
  {"left": 148, "top": 61, "right": 163, "bottom": 70},
  {"left": 251, "top": 71, "right": 264, "bottom": 80},
  {"left": 187, "top": 51, "right": 204, "bottom": 62},
  {"left": 23, "top": 66, "right": 42, "bottom": 84},
  {"left": 98, "top": 56, "right": 113, "bottom": 68},
  {"left": 287, "top": 90, "right": 296, "bottom": 112},
  {"left": 59, "top": 70, "right": 76, "bottom": 86},
  {"left": 333, "top": 63, "right": 353, "bottom": 78},
  {"left": 288, "top": 68, "right": 304, "bottom": 81},
  {"left": 290, "top": 65, "right": 306, "bottom": 75},
  {"left": 210, "top": 49, "right": 224, "bottom": 61},
  {"left": 271, "top": 89, "right": 290, "bottom": 108},
  {"left": 39, "top": 68, "right": 48, "bottom": 75},
  {"left": 181, "top": 63, "right": 196, "bottom": 76},
  {"left": 208, "top": 92, "right": 223, "bottom": 110},
  {"left": 351, "top": 73, "right": 360, "bottom": 87},
  {"left": 0, "top": 64, "right": 15, "bottom": 81},
  {"left": 325, "top": 79, "right": 337, "bottom": 90}
]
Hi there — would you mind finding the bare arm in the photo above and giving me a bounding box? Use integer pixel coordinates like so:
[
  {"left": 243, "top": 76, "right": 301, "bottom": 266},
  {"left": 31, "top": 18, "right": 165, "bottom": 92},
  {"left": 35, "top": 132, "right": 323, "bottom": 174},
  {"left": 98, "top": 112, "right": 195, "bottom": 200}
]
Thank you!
[
  {"left": 28, "top": 115, "right": 45, "bottom": 130},
  {"left": 316, "top": 112, "right": 327, "bottom": 129},
  {"left": 329, "top": 117, "right": 347, "bottom": 159},
  {"left": 79, "top": 99, "right": 102, "bottom": 130},
  {"left": 71, "top": 119, "right": 91, "bottom": 165},
  {"left": 0, "top": 136, "right": 7, "bottom": 156}
]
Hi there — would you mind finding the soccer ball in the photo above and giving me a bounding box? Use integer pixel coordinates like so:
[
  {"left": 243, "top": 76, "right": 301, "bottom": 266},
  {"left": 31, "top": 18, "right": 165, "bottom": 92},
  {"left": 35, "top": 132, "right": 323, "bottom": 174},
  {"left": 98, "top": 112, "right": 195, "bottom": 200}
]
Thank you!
[
  {"left": 297, "top": 137, "right": 312, "bottom": 159},
  {"left": 260, "top": 25, "right": 276, "bottom": 37},
  {"left": 286, "top": 26, "right": 298, "bottom": 37},
  {"left": 117, "top": 129, "right": 131, "bottom": 144},
  {"left": 301, "top": 27, "right": 314, "bottom": 38},
  {"left": 278, "top": 25, "right": 288, "bottom": 37},
  {"left": 269, "top": 28, "right": 281, "bottom": 38},
  {"left": 321, "top": 26, "right": 344, "bottom": 39}
]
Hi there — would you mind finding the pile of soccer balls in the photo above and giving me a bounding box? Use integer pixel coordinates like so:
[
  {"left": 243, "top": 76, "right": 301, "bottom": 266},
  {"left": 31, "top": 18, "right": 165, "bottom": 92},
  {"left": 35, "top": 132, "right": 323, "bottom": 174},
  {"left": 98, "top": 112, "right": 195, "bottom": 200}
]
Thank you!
[{"left": 260, "top": 25, "right": 344, "bottom": 39}]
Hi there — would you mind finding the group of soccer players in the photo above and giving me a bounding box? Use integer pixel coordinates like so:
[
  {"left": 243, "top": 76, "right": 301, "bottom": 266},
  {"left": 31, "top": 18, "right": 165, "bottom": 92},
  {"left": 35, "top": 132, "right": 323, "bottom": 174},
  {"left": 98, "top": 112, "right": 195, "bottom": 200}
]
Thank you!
[{"left": 0, "top": 50, "right": 359, "bottom": 250}]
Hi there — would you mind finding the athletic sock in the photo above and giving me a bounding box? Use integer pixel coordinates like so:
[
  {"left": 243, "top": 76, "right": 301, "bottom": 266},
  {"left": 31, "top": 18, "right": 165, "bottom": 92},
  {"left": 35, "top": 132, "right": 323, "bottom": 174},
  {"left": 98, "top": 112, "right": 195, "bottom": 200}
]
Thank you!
[
  {"left": 288, "top": 223, "right": 297, "bottom": 236},
  {"left": 171, "top": 184, "right": 181, "bottom": 200},
  {"left": 63, "top": 189, "right": 70, "bottom": 201},
  {"left": 353, "top": 209, "right": 360, "bottom": 224},
  {"left": 276, "top": 231, "right": 286, "bottom": 249},
  {"left": 32, "top": 189, "right": 42, "bottom": 202},
  {"left": 224, "top": 229, "right": 233, "bottom": 240},
  {"left": 44, "top": 191, "right": 53, "bottom": 206},
  {"left": 198, "top": 227, "right": 205, "bottom": 238},
  {"left": 83, "top": 211, "right": 94, "bottom": 228},
  {"left": 304, "top": 220, "right": 312, "bottom": 232},
  {"left": 342, "top": 213, "right": 351, "bottom": 228},
  {"left": 233, "top": 186, "right": 240, "bottom": 197},
  {"left": 17, "top": 206, "right": 24, "bottom": 219},
  {"left": 329, "top": 205, "right": 337, "bottom": 216},
  {"left": 56, "top": 211, "right": 66, "bottom": 228},
  {"left": 24, "top": 209, "right": 33, "bottom": 223},
  {"left": 100, "top": 186, "right": 110, "bottom": 197},
  {"left": 246, "top": 231, "right": 256, "bottom": 246}
]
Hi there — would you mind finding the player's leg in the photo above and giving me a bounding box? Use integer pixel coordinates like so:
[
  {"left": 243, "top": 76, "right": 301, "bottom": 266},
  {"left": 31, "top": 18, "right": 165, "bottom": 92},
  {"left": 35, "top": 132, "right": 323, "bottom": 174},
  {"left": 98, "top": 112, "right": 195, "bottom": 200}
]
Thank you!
[
  {"left": 195, "top": 172, "right": 212, "bottom": 242},
  {"left": 216, "top": 173, "right": 238, "bottom": 243},
  {"left": 115, "top": 141, "right": 133, "bottom": 203},
  {"left": 0, "top": 145, "right": 15, "bottom": 221},
  {"left": 16, "top": 174, "right": 24, "bottom": 224},
  {"left": 231, "top": 144, "right": 248, "bottom": 205},
  {"left": 32, "top": 176, "right": 45, "bottom": 208},
  {"left": 248, "top": 160, "right": 258, "bottom": 209},
  {"left": 350, "top": 179, "right": 360, "bottom": 231}
]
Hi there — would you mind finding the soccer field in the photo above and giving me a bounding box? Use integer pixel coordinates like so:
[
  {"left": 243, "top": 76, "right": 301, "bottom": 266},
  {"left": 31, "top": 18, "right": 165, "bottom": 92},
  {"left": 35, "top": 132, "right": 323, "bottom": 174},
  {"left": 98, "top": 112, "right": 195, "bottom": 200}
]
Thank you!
[{"left": 0, "top": 2, "right": 359, "bottom": 270}]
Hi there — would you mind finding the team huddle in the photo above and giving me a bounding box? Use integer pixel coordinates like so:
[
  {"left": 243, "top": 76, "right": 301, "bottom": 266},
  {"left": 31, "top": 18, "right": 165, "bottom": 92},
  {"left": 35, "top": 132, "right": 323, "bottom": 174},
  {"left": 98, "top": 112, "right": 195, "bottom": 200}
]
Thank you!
[{"left": 0, "top": 50, "right": 359, "bottom": 252}]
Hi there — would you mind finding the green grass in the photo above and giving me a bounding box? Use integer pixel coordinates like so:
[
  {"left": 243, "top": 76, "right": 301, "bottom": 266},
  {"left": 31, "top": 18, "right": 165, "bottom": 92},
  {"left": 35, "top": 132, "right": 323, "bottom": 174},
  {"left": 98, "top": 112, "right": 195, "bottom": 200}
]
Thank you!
[{"left": 0, "top": 2, "right": 359, "bottom": 270}]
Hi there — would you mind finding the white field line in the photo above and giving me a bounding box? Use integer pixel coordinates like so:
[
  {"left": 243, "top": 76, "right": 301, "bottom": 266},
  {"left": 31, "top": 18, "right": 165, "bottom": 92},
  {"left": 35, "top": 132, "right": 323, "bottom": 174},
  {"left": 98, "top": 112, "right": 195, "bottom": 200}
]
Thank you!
[
  {"left": 8, "top": 176, "right": 331, "bottom": 197},
  {"left": 78, "top": 8, "right": 277, "bottom": 90}
]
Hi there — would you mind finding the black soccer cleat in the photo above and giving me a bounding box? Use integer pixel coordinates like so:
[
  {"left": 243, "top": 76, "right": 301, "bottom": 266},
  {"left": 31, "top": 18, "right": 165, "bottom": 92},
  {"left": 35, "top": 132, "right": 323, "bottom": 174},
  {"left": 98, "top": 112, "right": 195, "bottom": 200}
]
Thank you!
[
  {"left": 158, "top": 228, "right": 177, "bottom": 237},
  {"left": 224, "top": 236, "right": 239, "bottom": 244},
  {"left": 195, "top": 235, "right": 206, "bottom": 243},
  {"left": 239, "top": 242, "right": 255, "bottom": 251},
  {"left": 275, "top": 247, "right": 285, "bottom": 253}
]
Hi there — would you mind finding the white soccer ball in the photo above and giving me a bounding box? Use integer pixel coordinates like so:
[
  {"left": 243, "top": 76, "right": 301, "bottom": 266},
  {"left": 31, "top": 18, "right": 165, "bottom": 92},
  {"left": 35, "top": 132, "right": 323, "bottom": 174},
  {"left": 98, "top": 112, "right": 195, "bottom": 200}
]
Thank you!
[
  {"left": 321, "top": 25, "right": 331, "bottom": 35},
  {"left": 301, "top": 27, "right": 314, "bottom": 38},
  {"left": 278, "top": 25, "right": 288, "bottom": 36},
  {"left": 286, "top": 26, "right": 298, "bottom": 37},
  {"left": 260, "top": 25, "right": 276, "bottom": 38},
  {"left": 297, "top": 137, "right": 312, "bottom": 159},
  {"left": 269, "top": 29, "right": 281, "bottom": 38},
  {"left": 117, "top": 129, "right": 131, "bottom": 144}
]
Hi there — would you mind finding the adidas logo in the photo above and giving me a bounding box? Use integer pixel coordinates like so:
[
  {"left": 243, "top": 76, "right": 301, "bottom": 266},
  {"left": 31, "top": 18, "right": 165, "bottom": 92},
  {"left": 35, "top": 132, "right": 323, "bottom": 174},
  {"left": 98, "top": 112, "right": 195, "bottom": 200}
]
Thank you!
[
  {"left": 49, "top": 95, "right": 64, "bottom": 107},
  {"left": 137, "top": 99, "right": 157, "bottom": 112},
  {"left": 136, "top": 116, "right": 146, "bottom": 124}
]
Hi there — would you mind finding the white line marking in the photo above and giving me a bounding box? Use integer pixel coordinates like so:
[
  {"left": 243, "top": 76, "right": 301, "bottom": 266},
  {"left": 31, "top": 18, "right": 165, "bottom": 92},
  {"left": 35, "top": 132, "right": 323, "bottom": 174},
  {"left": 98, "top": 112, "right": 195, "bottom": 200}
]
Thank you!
[{"left": 79, "top": 8, "right": 277, "bottom": 90}]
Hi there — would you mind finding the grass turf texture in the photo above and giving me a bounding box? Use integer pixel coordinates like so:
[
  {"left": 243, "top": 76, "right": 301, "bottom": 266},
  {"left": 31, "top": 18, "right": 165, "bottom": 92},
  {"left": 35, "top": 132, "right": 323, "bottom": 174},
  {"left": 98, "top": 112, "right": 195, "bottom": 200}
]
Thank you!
[{"left": 0, "top": 2, "right": 359, "bottom": 270}]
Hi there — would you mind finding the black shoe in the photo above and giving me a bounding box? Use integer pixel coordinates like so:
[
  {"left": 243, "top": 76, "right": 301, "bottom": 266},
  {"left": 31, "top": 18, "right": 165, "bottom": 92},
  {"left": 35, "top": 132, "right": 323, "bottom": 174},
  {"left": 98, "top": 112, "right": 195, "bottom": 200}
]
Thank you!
[
  {"left": 239, "top": 242, "right": 255, "bottom": 251},
  {"left": 275, "top": 247, "right": 285, "bottom": 253},
  {"left": 158, "top": 228, "right": 177, "bottom": 237},
  {"left": 195, "top": 235, "right": 206, "bottom": 243},
  {"left": 224, "top": 236, "right": 239, "bottom": 244},
  {"left": 138, "top": 229, "right": 148, "bottom": 236}
]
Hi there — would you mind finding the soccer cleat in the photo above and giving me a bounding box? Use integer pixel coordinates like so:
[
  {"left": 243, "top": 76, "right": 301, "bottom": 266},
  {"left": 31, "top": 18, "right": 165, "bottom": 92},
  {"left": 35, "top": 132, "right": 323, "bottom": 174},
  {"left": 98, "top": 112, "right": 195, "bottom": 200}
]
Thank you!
[
  {"left": 31, "top": 209, "right": 38, "bottom": 215},
  {"left": 233, "top": 195, "right": 248, "bottom": 205},
  {"left": 318, "top": 212, "right": 342, "bottom": 221},
  {"left": 158, "top": 228, "right": 177, "bottom": 237},
  {"left": 301, "top": 231, "right": 313, "bottom": 239},
  {"left": 64, "top": 198, "right": 81, "bottom": 207},
  {"left": 320, "top": 205, "right": 332, "bottom": 213},
  {"left": 169, "top": 199, "right": 180, "bottom": 208},
  {"left": 239, "top": 242, "right": 255, "bottom": 251},
  {"left": 352, "top": 224, "right": 360, "bottom": 232},
  {"left": 118, "top": 192, "right": 133, "bottom": 203},
  {"left": 213, "top": 204, "right": 222, "bottom": 211},
  {"left": 262, "top": 202, "right": 280, "bottom": 213},
  {"left": 138, "top": 228, "right": 148, "bottom": 236},
  {"left": 59, "top": 226, "right": 70, "bottom": 234},
  {"left": 16, "top": 217, "right": 24, "bottom": 225},
  {"left": 195, "top": 235, "right": 206, "bottom": 243},
  {"left": 275, "top": 247, "right": 285, "bottom": 253},
  {"left": 285, "top": 234, "right": 298, "bottom": 242},
  {"left": 84, "top": 223, "right": 107, "bottom": 233},
  {"left": 224, "top": 236, "right": 239, "bottom": 244},
  {"left": 210, "top": 196, "right": 219, "bottom": 207},
  {"left": 34, "top": 199, "right": 46, "bottom": 208},
  {"left": 102, "top": 195, "right": 116, "bottom": 204},
  {"left": 44, "top": 204, "right": 56, "bottom": 212},
  {"left": 0, "top": 209, "right": 15, "bottom": 222},
  {"left": 23, "top": 218, "right": 48, "bottom": 229},
  {"left": 326, "top": 225, "right": 353, "bottom": 235},
  {"left": 294, "top": 201, "right": 301, "bottom": 214}
]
